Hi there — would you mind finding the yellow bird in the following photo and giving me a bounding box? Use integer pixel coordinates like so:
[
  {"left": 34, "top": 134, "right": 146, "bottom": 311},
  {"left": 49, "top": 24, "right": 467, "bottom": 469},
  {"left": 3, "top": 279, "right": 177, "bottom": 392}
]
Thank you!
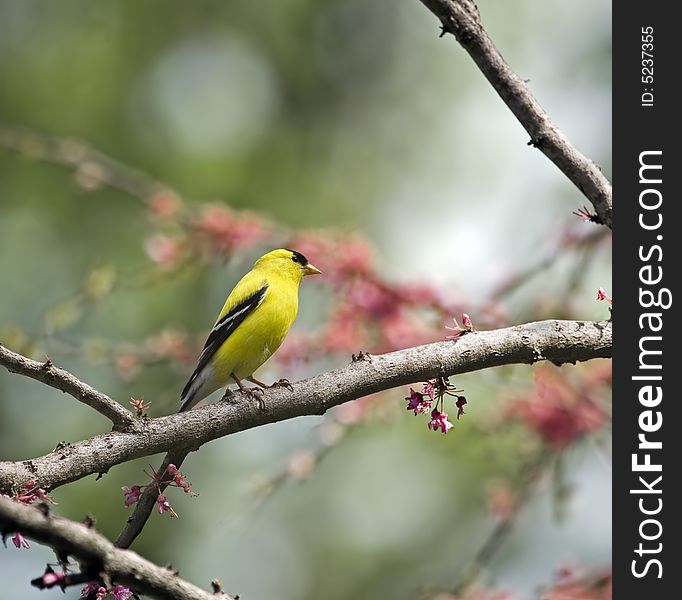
[{"left": 179, "top": 248, "right": 321, "bottom": 412}]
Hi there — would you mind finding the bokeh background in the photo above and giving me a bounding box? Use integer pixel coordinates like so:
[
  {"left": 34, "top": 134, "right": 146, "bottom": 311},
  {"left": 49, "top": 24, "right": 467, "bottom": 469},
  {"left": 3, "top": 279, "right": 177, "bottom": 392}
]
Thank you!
[{"left": 0, "top": 1, "right": 611, "bottom": 598}]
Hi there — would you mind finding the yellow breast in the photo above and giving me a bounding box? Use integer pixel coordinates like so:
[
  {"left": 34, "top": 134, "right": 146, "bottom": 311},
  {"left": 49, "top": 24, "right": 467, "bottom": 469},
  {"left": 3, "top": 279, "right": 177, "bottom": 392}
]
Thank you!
[{"left": 212, "top": 277, "right": 299, "bottom": 382}]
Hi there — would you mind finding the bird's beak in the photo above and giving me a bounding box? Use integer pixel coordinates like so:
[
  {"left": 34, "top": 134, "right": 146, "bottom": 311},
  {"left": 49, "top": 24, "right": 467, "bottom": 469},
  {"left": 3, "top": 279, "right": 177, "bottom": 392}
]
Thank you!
[{"left": 303, "top": 263, "right": 322, "bottom": 276}]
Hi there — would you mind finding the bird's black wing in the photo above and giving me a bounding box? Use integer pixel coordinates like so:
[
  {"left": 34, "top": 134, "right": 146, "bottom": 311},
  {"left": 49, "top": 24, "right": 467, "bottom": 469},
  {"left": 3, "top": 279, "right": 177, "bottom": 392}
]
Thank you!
[{"left": 180, "top": 284, "right": 268, "bottom": 403}]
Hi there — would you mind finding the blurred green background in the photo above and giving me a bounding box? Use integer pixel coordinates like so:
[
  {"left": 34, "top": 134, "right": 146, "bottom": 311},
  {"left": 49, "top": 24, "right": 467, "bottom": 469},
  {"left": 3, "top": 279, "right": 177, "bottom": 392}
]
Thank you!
[{"left": 0, "top": 1, "right": 611, "bottom": 598}]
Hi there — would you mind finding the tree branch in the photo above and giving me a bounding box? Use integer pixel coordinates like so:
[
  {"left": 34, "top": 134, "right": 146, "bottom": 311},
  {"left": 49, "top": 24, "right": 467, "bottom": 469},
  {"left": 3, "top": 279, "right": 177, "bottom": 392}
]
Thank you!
[
  {"left": 0, "top": 319, "right": 611, "bottom": 495},
  {"left": 418, "top": 0, "right": 613, "bottom": 228},
  {"left": 450, "top": 449, "right": 555, "bottom": 595},
  {"left": 0, "top": 344, "right": 138, "bottom": 432},
  {"left": 0, "top": 126, "right": 161, "bottom": 207},
  {"left": 114, "top": 449, "right": 190, "bottom": 549},
  {"left": 0, "top": 497, "right": 230, "bottom": 599}
]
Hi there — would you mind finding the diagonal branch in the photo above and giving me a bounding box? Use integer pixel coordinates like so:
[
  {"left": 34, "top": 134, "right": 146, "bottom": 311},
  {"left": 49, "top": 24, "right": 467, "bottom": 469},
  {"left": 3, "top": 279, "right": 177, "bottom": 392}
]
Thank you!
[
  {"left": 0, "top": 126, "right": 161, "bottom": 207},
  {"left": 0, "top": 497, "right": 231, "bottom": 600},
  {"left": 0, "top": 319, "right": 611, "bottom": 496},
  {"left": 114, "top": 449, "right": 190, "bottom": 549},
  {"left": 418, "top": 0, "right": 613, "bottom": 228},
  {"left": 0, "top": 344, "right": 138, "bottom": 432},
  {"left": 449, "top": 449, "right": 555, "bottom": 595}
]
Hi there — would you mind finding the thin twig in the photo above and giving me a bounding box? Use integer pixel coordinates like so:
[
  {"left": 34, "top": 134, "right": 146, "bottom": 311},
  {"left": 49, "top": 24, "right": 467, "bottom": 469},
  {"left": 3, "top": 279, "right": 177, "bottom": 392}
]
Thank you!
[
  {"left": 0, "top": 126, "right": 161, "bottom": 206},
  {"left": 0, "top": 344, "right": 138, "bottom": 432},
  {"left": 450, "top": 450, "right": 555, "bottom": 595},
  {"left": 418, "top": 0, "right": 613, "bottom": 228}
]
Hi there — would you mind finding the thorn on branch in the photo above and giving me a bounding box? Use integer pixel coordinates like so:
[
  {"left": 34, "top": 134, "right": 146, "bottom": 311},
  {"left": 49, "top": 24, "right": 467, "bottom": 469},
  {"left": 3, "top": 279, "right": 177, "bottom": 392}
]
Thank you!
[
  {"left": 527, "top": 135, "right": 545, "bottom": 149},
  {"left": 212, "top": 579, "right": 236, "bottom": 597}
]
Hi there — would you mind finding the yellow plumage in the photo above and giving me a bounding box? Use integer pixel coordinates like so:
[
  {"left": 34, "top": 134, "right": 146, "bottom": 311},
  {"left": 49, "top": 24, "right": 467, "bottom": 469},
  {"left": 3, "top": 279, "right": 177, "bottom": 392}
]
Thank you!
[{"left": 179, "top": 248, "right": 320, "bottom": 411}]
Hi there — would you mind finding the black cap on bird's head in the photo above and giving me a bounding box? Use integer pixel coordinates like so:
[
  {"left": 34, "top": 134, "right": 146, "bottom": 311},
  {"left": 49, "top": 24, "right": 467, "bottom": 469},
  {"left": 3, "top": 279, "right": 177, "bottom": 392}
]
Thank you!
[
  {"left": 288, "top": 249, "right": 308, "bottom": 266},
  {"left": 286, "top": 248, "right": 321, "bottom": 276},
  {"left": 255, "top": 248, "right": 321, "bottom": 276}
]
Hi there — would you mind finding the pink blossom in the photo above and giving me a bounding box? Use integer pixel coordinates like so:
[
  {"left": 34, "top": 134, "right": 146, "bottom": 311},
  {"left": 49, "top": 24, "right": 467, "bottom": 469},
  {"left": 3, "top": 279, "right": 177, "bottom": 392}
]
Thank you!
[
  {"left": 335, "top": 236, "right": 374, "bottom": 277},
  {"left": 149, "top": 191, "right": 182, "bottom": 219},
  {"left": 446, "top": 313, "right": 474, "bottom": 339},
  {"left": 348, "top": 279, "right": 395, "bottom": 319},
  {"left": 167, "top": 464, "right": 196, "bottom": 495},
  {"left": 596, "top": 287, "right": 612, "bottom": 305},
  {"left": 427, "top": 409, "right": 453, "bottom": 434},
  {"left": 196, "top": 204, "right": 268, "bottom": 255},
  {"left": 422, "top": 380, "right": 436, "bottom": 402},
  {"left": 455, "top": 395, "right": 467, "bottom": 420},
  {"left": 322, "top": 305, "right": 364, "bottom": 353},
  {"left": 145, "top": 234, "right": 181, "bottom": 268},
  {"left": 509, "top": 367, "right": 608, "bottom": 448},
  {"left": 114, "top": 352, "right": 142, "bottom": 382},
  {"left": 145, "top": 328, "right": 194, "bottom": 365},
  {"left": 11, "top": 532, "right": 30, "bottom": 549},
  {"left": 275, "top": 331, "right": 314, "bottom": 366},
  {"left": 122, "top": 485, "right": 142, "bottom": 507},
  {"left": 287, "top": 232, "right": 373, "bottom": 283},
  {"left": 405, "top": 388, "right": 432, "bottom": 415},
  {"left": 112, "top": 585, "right": 133, "bottom": 600},
  {"left": 398, "top": 282, "right": 440, "bottom": 306},
  {"left": 14, "top": 480, "right": 54, "bottom": 505},
  {"left": 379, "top": 311, "right": 430, "bottom": 352},
  {"left": 41, "top": 570, "right": 65, "bottom": 586},
  {"left": 157, "top": 493, "right": 177, "bottom": 517}
]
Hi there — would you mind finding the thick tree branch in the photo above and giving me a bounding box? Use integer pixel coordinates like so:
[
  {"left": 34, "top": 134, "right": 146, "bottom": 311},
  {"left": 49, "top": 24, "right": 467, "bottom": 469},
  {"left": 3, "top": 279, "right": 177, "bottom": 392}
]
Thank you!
[
  {"left": 0, "top": 497, "right": 229, "bottom": 599},
  {"left": 0, "top": 319, "right": 611, "bottom": 495},
  {"left": 418, "top": 0, "right": 613, "bottom": 228},
  {"left": 0, "top": 344, "right": 138, "bottom": 432}
]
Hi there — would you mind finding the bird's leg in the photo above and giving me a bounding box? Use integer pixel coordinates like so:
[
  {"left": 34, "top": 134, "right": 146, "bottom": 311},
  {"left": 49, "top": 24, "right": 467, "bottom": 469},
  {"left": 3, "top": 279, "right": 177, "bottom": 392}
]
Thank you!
[{"left": 247, "top": 376, "right": 269, "bottom": 388}]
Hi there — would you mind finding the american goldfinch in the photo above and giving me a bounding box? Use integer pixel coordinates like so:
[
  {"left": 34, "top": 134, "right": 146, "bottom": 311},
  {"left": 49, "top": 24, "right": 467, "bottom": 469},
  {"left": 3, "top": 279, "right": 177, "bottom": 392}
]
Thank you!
[{"left": 179, "top": 248, "right": 321, "bottom": 412}]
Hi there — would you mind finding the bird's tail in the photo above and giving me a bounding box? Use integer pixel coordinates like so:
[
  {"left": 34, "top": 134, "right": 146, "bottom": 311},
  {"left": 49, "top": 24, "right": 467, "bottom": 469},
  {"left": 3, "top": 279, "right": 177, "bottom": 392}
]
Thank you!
[
  {"left": 179, "top": 368, "right": 211, "bottom": 412},
  {"left": 178, "top": 388, "right": 197, "bottom": 413}
]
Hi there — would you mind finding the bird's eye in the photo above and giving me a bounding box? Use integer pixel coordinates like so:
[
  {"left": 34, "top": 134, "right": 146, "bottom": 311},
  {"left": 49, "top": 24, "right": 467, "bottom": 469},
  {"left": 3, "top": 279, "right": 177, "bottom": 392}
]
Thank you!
[{"left": 288, "top": 250, "right": 308, "bottom": 266}]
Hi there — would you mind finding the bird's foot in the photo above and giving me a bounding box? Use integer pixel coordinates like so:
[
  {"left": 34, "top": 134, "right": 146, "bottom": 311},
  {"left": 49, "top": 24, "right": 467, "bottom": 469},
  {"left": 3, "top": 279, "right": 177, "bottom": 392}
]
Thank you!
[
  {"left": 242, "top": 385, "right": 267, "bottom": 411},
  {"left": 270, "top": 378, "right": 294, "bottom": 391}
]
